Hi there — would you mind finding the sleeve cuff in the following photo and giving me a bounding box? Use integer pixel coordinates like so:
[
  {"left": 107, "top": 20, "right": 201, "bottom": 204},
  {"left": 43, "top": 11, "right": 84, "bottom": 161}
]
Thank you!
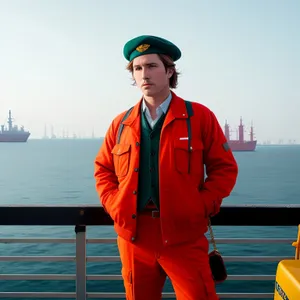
[{"left": 199, "top": 190, "right": 222, "bottom": 217}]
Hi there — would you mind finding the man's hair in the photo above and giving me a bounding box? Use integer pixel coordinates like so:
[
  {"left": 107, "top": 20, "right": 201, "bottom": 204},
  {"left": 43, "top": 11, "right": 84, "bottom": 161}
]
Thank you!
[{"left": 126, "top": 54, "right": 180, "bottom": 88}]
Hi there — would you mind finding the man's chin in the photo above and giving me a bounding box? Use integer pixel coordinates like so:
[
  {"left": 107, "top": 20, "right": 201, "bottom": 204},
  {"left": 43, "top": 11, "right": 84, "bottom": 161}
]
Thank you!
[{"left": 142, "top": 88, "right": 156, "bottom": 97}]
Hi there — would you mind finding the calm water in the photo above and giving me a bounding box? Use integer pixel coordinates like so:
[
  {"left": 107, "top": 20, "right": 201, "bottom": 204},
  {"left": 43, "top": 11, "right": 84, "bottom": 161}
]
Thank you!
[{"left": 0, "top": 140, "right": 300, "bottom": 299}]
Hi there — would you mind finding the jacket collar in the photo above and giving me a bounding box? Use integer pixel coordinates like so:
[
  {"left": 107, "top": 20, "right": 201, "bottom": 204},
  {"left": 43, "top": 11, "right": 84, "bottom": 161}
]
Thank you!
[{"left": 122, "top": 90, "right": 189, "bottom": 127}]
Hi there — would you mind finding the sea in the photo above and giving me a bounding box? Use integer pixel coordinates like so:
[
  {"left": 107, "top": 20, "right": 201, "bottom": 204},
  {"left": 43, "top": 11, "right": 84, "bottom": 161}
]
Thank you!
[{"left": 0, "top": 139, "right": 300, "bottom": 300}]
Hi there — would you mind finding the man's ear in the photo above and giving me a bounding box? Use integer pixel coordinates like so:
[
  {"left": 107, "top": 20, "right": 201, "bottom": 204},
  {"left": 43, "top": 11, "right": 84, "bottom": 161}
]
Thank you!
[{"left": 167, "top": 68, "right": 174, "bottom": 78}]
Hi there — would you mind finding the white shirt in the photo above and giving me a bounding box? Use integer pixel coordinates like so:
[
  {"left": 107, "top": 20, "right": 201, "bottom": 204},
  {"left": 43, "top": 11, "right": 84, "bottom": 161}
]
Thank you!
[{"left": 141, "top": 93, "right": 172, "bottom": 129}]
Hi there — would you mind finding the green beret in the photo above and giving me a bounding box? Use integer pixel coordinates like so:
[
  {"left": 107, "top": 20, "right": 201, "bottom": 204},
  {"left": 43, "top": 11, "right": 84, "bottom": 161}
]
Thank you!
[{"left": 123, "top": 35, "right": 181, "bottom": 62}]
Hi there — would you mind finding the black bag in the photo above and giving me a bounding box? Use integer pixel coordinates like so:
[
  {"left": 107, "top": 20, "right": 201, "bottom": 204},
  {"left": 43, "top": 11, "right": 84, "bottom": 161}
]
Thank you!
[{"left": 208, "top": 218, "right": 227, "bottom": 283}]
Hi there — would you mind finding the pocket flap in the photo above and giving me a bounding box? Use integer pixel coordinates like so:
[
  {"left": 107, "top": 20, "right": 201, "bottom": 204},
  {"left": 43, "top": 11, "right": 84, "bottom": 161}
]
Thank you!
[{"left": 111, "top": 144, "right": 131, "bottom": 155}]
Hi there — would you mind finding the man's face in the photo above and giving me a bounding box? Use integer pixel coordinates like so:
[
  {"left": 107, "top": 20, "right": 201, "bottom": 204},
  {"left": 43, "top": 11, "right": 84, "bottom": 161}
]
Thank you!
[{"left": 132, "top": 54, "right": 173, "bottom": 97}]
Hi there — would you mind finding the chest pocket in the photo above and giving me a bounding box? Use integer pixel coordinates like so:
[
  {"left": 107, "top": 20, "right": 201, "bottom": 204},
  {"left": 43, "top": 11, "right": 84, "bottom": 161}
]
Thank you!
[
  {"left": 111, "top": 144, "right": 131, "bottom": 177},
  {"left": 173, "top": 100, "right": 204, "bottom": 175},
  {"left": 174, "top": 139, "right": 204, "bottom": 175}
]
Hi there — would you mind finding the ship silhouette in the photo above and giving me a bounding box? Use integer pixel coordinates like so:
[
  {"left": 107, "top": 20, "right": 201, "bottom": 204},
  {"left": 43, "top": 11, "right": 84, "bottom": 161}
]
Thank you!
[
  {"left": 224, "top": 117, "right": 257, "bottom": 151},
  {"left": 0, "top": 110, "right": 30, "bottom": 142}
]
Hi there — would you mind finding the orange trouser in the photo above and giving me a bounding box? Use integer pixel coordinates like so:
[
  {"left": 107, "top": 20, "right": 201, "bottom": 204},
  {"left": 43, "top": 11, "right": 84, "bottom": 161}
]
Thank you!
[{"left": 117, "top": 211, "right": 219, "bottom": 300}]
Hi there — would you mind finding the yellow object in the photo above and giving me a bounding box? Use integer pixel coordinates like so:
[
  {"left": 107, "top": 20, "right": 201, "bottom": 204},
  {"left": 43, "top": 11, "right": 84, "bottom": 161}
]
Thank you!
[
  {"left": 274, "top": 225, "right": 300, "bottom": 299},
  {"left": 292, "top": 225, "right": 300, "bottom": 260},
  {"left": 274, "top": 260, "right": 300, "bottom": 299}
]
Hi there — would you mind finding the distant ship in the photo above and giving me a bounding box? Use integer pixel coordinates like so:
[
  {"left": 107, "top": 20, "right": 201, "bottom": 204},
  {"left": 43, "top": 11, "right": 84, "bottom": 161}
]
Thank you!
[
  {"left": 224, "top": 117, "right": 257, "bottom": 151},
  {"left": 0, "top": 110, "right": 30, "bottom": 142}
]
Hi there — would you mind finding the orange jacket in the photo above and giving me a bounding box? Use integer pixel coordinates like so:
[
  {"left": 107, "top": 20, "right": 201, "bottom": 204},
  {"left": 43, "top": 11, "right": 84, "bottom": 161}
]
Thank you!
[{"left": 94, "top": 91, "right": 238, "bottom": 246}]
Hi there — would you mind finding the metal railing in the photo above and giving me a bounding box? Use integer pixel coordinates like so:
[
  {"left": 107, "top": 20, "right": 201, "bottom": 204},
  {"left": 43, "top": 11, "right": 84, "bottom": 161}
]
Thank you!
[{"left": 0, "top": 204, "right": 299, "bottom": 299}]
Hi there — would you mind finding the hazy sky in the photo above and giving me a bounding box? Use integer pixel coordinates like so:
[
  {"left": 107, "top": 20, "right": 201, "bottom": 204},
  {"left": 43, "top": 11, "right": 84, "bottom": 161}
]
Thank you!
[{"left": 0, "top": 0, "right": 299, "bottom": 142}]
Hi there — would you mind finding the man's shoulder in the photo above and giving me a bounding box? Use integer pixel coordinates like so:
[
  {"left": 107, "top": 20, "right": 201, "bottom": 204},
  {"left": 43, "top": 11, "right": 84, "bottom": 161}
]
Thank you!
[
  {"left": 189, "top": 100, "right": 211, "bottom": 111},
  {"left": 111, "top": 105, "right": 135, "bottom": 123},
  {"left": 181, "top": 98, "right": 214, "bottom": 118},
  {"left": 174, "top": 93, "right": 212, "bottom": 113}
]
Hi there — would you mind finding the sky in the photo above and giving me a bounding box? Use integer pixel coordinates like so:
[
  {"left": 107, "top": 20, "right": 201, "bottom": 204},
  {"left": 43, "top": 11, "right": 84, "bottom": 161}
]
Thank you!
[{"left": 0, "top": 0, "right": 299, "bottom": 143}]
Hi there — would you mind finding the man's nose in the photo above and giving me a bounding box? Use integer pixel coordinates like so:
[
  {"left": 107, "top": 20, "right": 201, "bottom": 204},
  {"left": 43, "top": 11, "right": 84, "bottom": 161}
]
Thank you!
[{"left": 141, "top": 67, "right": 150, "bottom": 79}]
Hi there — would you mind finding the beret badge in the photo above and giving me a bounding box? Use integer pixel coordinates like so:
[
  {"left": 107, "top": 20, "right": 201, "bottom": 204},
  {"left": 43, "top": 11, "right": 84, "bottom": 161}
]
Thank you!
[{"left": 136, "top": 44, "right": 150, "bottom": 52}]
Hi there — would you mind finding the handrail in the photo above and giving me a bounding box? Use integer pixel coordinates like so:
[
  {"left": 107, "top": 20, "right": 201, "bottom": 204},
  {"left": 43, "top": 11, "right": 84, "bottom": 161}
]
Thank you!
[
  {"left": 0, "top": 204, "right": 299, "bottom": 225},
  {"left": 0, "top": 274, "right": 277, "bottom": 281},
  {"left": 0, "top": 255, "right": 294, "bottom": 262},
  {"left": 0, "top": 238, "right": 295, "bottom": 244},
  {"left": 0, "top": 205, "right": 298, "bottom": 299}
]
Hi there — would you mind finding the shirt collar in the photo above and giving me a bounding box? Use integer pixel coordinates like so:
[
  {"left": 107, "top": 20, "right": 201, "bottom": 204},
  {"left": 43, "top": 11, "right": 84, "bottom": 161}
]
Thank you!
[{"left": 142, "top": 92, "right": 172, "bottom": 114}]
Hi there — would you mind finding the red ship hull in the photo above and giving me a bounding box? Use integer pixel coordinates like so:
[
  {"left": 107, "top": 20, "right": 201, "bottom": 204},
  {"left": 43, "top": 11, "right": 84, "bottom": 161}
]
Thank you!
[
  {"left": 228, "top": 140, "right": 257, "bottom": 151},
  {"left": 224, "top": 117, "right": 257, "bottom": 152}
]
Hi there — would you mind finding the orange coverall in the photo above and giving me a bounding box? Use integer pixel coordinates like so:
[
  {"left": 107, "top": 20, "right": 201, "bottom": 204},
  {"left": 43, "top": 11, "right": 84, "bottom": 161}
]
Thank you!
[{"left": 94, "top": 91, "right": 238, "bottom": 299}]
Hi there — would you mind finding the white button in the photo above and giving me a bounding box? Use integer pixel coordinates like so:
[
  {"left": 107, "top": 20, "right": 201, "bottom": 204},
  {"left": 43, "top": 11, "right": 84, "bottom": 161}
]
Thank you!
[
  {"left": 131, "top": 237, "right": 135, "bottom": 241},
  {"left": 165, "top": 240, "right": 168, "bottom": 243}
]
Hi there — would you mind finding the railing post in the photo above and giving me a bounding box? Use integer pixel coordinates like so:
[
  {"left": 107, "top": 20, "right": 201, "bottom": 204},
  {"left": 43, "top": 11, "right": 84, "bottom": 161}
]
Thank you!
[{"left": 75, "top": 225, "right": 86, "bottom": 300}]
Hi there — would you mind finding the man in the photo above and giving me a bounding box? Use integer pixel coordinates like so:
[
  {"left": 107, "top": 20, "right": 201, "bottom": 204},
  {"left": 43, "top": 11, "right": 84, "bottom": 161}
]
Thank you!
[{"left": 94, "top": 35, "right": 238, "bottom": 300}]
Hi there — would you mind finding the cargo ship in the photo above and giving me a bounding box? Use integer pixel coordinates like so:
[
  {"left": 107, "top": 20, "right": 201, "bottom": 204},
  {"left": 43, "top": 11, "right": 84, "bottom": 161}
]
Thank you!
[
  {"left": 0, "top": 110, "right": 30, "bottom": 142},
  {"left": 224, "top": 117, "right": 257, "bottom": 151}
]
